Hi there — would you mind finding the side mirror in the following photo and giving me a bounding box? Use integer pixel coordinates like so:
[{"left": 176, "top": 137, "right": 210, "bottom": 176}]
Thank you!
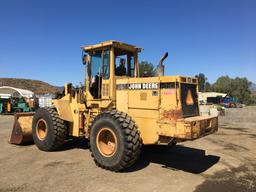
[{"left": 82, "top": 52, "right": 88, "bottom": 65}]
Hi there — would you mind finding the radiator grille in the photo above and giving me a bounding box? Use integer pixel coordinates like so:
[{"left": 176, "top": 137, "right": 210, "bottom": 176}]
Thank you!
[{"left": 180, "top": 83, "right": 199, "bottom": 117}]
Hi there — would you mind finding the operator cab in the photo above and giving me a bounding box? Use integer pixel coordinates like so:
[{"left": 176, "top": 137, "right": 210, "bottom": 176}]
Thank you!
[
  {"left": 82, "top": 41, "right": 141, "bottom": 99},
  {"left": 114, "top": 48, "right": 136, "bottom": 77}
]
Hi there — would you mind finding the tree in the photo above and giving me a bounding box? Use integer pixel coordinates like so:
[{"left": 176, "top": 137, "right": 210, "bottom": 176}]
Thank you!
[
  {"left": 212, "top": 76, "right": 233, "bottom": 95},
  {"left": 211, "top": 76, "right": 253, "bottom": 105},
  {"left": 250, "top": 95, "right": 256, "bottom": 105},
  {"left": 205, "top": 82, "right": 212, "bottom": 92},
  {"left": 195, "top": 73, "right": 208, "bottom": 92},
  {"left": 232, "top": 77, "right": 252, "bottom": 104},
  {"left": 139, "top": 61, "right": 154, "bottom": 77}
]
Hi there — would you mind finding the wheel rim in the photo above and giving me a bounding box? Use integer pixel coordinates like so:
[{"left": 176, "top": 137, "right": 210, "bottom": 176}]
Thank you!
[
  {"left": 36, "top": 119, "right": 48, "bottom": 140},
  {"left": 96, "top": 128, "right": 117, "bottom": 157}
]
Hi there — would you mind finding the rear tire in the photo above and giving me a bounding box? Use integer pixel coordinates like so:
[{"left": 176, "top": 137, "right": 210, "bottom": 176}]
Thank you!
[
  {"left": 32, "top": 107, "right": 67, "bottom": 151},
  {"left": 89, "top": 110, "right": 142, "bottom": 171}
]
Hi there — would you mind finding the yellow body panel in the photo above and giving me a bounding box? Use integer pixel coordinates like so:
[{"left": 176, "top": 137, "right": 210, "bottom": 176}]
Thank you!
[
  {"left": 53, "top": 85, "right": 86, "bottom": 137},
  {"left": 129, "top": 109, "right": 159, "bottom": 144},
  {"left": 115, "top": 75, "right": 217, "bottom": 144}
]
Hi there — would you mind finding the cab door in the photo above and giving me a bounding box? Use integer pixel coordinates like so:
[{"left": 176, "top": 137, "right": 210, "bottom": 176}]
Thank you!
[
  {"left": 89, "top": 49, "right": 103, "bottom": 99},
  {"left": 101, "top": 48, "right": 111, "bottom": 99}
]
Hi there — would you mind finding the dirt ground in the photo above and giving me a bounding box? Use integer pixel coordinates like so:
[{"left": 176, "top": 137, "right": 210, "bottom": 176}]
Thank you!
[{"left": 0, "top": 107, "right": 256, "bottom": 192}]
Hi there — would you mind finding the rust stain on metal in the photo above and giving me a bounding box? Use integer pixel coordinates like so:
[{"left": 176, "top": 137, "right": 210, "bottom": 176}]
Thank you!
[{"left": 161, "top": 109, "right": 183, "bottom": 121}]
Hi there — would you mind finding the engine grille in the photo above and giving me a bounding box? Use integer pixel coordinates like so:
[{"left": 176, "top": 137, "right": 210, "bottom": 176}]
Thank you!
[
  {"left": 180, "top": 83, "right": 199, "bottom": 117},
  {"left": 102, "top": 84, "right": 109, "bottom": 97}
]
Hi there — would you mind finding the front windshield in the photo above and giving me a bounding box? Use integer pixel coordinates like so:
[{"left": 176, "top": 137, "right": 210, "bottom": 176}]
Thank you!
[
  {"left": 88, "top": 48, "right": 110, "bottom": 99},
  {"left": 89, "top": 50, "right": 102, "bottom": 98},
  {"left": 90, "top": 50, "right": 102, "bottom": 79}
]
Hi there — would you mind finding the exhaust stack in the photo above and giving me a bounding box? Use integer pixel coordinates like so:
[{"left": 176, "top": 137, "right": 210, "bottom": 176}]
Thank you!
[{"left": 153, "top": 52, "right": 168, "bottom": 76}]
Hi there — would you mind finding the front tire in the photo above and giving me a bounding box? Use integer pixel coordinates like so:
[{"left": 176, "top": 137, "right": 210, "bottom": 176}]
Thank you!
[
  {"left": 32, "top": 108, "right": 67, "bottom": 151},
  {"left": 89, "top": 110, "right": 142, "bottom": 171}
]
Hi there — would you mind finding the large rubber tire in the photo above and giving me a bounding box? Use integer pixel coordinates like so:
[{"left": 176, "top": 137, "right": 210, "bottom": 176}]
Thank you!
[
  {"left": 32, "top": 107, "right": 67, "bottom": 151},
  {"left": 89, "top": 110, "right": 142, "bottom": 171}
]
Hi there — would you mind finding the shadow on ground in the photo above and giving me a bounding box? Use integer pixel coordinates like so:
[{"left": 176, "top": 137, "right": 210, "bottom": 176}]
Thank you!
[
  {"left": 59, "top": 139, "right": 219, "bottom": 174},
  {"left": 61, "top": 138, "right": 90, "bottom": 150},
  {"left": 125, "top": 145, "right": 220, "bottom": 173}
]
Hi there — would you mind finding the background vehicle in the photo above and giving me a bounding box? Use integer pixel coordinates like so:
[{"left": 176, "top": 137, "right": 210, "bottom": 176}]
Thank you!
[{"left": 0, "top": 96, "right": 35, "bottom": 114}]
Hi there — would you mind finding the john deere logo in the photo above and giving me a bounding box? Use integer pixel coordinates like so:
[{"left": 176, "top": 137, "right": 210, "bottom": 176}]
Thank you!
[{"left": 186, "top": 89, "right": 194, "bottom": 105}]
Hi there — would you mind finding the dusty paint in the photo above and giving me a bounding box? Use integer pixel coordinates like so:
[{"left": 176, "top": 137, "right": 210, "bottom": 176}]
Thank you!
[{"left": 9, "top": 112, "right": 35, "bottom": 144}]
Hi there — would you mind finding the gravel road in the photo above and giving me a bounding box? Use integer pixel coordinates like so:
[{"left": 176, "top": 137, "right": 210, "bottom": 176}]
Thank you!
[{"left": 0, "top": 107, "right": 255, "bottom": 192}]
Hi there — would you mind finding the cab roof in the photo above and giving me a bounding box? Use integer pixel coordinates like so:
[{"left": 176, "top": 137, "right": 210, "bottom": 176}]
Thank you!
[{"left": 81, "top": 40, "right": 143, "bottom": 53}]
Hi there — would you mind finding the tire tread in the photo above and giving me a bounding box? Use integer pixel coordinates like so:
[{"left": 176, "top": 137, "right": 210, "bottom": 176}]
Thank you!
[
  {"left": 89, "top": 110, "right": 142, "bottom": 171},
  {"left": 32, "top": 107, "right": 67, "bottom": 151}
]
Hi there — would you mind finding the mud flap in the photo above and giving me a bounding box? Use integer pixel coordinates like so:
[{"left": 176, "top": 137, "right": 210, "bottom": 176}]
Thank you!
[{"left": 9, "top": 112, "right": 35, "bottom": 145}]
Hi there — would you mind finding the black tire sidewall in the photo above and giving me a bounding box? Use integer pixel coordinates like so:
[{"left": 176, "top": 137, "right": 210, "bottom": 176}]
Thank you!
[
  {"left": 32, "top": 108, "right": 55, "bottom": 151},
  {"left": 90, "top": 116, "right": 126, "bottom": 168}
]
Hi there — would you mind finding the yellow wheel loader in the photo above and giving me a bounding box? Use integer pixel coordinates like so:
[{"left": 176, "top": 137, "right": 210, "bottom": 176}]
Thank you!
[{"left": 10, "top": 40, "right": 218, "bottom": 171}]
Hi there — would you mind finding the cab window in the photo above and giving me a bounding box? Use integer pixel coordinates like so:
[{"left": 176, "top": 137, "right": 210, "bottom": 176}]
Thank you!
[
  {"left": 115, "top": 48, "right": 135, "bottom": 77},
  {"left": 89, "top": 48, "right": 110, "bottom": 99},
  {"left": 103, "top": 48, "right": 110, "bottom": 79},
  {"left": 91, "top": 50, "right": 102, "bottom": 78},
  {"left": 89, "top": 50, "right": 102, "bottom": 98}
]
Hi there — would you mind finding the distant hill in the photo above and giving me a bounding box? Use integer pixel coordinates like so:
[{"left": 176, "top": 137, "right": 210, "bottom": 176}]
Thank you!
[{"left": 0, "top": 78, "right": 62, "bottom": 95}]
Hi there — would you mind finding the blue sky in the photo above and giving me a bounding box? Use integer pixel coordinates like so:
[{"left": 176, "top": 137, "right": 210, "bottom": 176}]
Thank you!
[{"left": 0, "top": 0, "right": 255, "bottom": 86}]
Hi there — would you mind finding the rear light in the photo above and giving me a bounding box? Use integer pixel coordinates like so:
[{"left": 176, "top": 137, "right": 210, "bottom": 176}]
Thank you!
[
  {"left": 180, "top": 77, "right": 197, "bottom": 84},
  {"left": 181, "top": 77, "right": 186, "bottom": 82}
]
